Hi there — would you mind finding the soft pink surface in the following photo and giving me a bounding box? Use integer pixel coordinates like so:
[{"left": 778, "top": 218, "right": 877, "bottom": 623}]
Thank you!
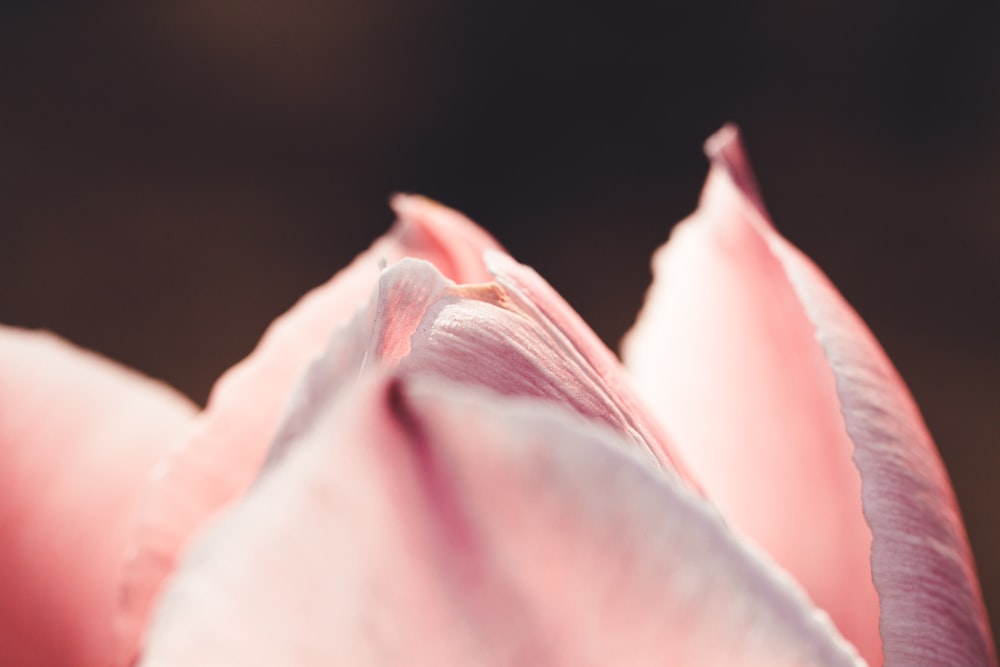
[
  {"left": 747, "top": 176, "right": 997, "bottom": 663},
  {"left": 115, "top": 195, "right": 503, "bottom": 664},
  {"left": 622, "top": 126, "right": 881, "bottom": 663},
  {"left": 0, "top": 326, "right": 196, "bottom": 667},
  {"left": 139, "top": 372, "right": 863, "bottom": 667},
  {"left": 8, "top": 134, "right": 992, "bottom": 666},
  {"left": 485, "top": 251, "right": 695, "bottom": 479},
  {"left": 624, "top": 125, "right": 995, "bottom": 665}
]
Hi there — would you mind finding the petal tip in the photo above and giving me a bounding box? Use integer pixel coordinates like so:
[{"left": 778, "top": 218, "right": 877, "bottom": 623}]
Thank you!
[
  {"left": 388, "top": 191, "right": 429, "bottom": 216},
  {"left": 389, "top": 193, "right": 466, "bottom": 237},
  {"left": 388, "top": 193, "right": 503, "bottom": 283},
  {"left": 703, "top": 123, "right": 767, "bottom": 217}
]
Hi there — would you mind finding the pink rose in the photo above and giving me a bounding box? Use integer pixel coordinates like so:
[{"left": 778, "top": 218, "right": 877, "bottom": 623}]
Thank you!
[{"left": 0, "top": 126, "right": 993, "bottom": 666}]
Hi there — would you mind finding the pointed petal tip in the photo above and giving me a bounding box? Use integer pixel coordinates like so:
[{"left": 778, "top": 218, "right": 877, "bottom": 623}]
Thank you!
[
  {"left": 388, "top": 192, "right": 478, "bottom": 241},
  {"left": 387, "top": 191, "right": 427, "bottom": 216},
  {"left": 703, "top": 123, "right": 767, "bottom": 218},
  {"left": 388, "top": 193, "right": 503, "bottom": 284},
  {"left": 703, "top": 122, "right": 742, "bottom": 158}
]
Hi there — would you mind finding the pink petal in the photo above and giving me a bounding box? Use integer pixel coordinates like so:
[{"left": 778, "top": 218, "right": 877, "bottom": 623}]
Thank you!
[
  {"left": 0, "top": 326, "right": 196, "bottom": 667},
  {"left": 115, "top": 195, "right": 503, "bottom": 664},
  {"left": 622, "top": 126, "right": 881, "bottom": 663},
  {"left": 733, "top": 157, "right": 997, "bottom": 662},
  {"left": 623, "top": 124, "right": 994, "bottom": 665},
  {"left": 140, "top": 371, "right": 864, "bottom": 667}
]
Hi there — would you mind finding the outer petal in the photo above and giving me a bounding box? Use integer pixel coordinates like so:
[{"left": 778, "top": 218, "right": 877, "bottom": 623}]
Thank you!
[
  {"left": 623, "top": 125, "right": 994, "bottom": 665},
  {"left": 0, "top": 326, "right": 196, "bottom": 667},
  {"left": 622, "top": 126, "right": 881, "bottom": 662},
  {"left": 115, "top": 195, "right": 503, "bottom": 664},
  {"left": 738, "top": 164, "right": 997, "bottom": 662},
  {"left": 139, "top": 372, "right": 864, "bottom": 667}
]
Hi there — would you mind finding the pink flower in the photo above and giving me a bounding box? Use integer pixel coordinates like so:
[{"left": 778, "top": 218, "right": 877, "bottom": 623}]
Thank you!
[{"left": 0, "top": 126, "right": 993, "bottom": 666}]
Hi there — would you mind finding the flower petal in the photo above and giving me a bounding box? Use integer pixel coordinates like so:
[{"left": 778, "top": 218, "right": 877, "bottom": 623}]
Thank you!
[
  {"left": 623, "top": 124, "right": 994, "bottom": 666},
  {"left": 115, "top": 195, "right": 503, "bottom": 664},
  {"left": 0, "top": 326, "right": 196, "bottom": 667},
  {"left": 718, "top": 139, "right": 997, "bottom": 664},
  {"left": 140, "top": 371, "right": 864, "bottom": 667},
  {"left": 622, "top": 125, "right": 881, "bottom": 663}
]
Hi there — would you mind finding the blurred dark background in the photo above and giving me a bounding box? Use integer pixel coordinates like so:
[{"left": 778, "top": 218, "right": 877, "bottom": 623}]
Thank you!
[{"left": 1, "top": 1, "right": 997, "bottom": 642}]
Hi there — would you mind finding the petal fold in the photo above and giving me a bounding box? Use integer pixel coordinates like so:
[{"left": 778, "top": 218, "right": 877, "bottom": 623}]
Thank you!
[
  {"left": 140, "top": 371, "right": 864, "bottom": 667},
  {"left": 0, "top": 326, "right": 196, "bottom": 667},
  {"left": 268, "top": 256, "right": 690, "bottom": 480}
]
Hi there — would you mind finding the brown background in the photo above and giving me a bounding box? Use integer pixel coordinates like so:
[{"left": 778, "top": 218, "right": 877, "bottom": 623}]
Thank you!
[{"left": 1, "top": 2, "right": 998, "bottom": 645}]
